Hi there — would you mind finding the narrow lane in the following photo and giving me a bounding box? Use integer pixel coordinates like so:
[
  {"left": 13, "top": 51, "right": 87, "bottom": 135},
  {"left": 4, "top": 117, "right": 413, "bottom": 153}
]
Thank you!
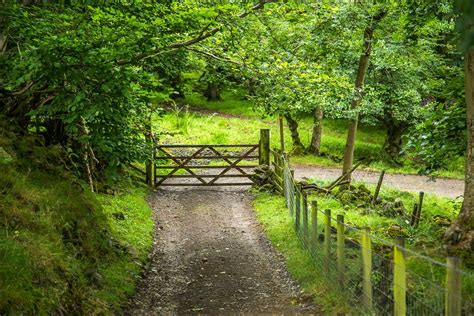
[
  {"left": 127, "top": 187, "right": 319, "bottom": 314},
  {"left": 294, "top": 165, "right": 464, "bottom": 199}
]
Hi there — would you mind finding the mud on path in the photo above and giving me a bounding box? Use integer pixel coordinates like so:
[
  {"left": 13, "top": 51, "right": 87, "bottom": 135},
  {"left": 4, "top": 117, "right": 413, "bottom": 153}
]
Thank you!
[
  {"left": 294, "top": 165, "right": 464, "bottom": 199},
  {"left": 127, "top": 187, "right": 318, "bottom": 315}
]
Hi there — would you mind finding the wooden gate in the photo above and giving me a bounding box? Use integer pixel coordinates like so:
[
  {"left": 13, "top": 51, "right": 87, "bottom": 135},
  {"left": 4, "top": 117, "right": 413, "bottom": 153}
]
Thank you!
[{"left": 153, "top": 129, "right": 270, "bottom": 187}]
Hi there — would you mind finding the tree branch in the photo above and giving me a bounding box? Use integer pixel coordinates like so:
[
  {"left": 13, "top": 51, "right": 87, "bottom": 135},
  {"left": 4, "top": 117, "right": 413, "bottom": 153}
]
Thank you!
[
  {"left": 117, "top": 0, "right": 276, "bottom": 65},
  {"left": 185, "top": 47, "right": 241, "bottom": 65}
]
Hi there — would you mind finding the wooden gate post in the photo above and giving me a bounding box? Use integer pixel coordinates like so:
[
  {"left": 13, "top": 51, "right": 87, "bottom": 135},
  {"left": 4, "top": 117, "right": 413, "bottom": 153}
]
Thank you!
[
  {"left": 259, "top": 129, "right": 270, "bottom": 166},
  {"left": 145, "top": 116, "right": 153, "bottom": 187}
]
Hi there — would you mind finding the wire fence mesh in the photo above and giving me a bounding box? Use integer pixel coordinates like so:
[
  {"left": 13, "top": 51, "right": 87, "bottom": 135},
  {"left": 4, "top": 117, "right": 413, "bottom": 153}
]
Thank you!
[{"left": 273, "top": 151, "right": 473, "bottom": 315}]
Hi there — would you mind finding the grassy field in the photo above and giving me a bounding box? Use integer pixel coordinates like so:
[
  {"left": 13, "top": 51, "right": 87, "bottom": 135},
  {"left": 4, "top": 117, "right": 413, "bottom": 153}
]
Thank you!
[
  {"left": 0, "top": 134, "right": 153, "bottom": 314},
  {"left": 157, "top": 90, "right": 464, "bottom": 179}
]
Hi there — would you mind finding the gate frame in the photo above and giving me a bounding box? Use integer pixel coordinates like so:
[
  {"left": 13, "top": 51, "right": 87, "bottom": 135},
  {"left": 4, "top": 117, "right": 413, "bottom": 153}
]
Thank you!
[{"left": 152, "top": 129, "right": 270, "bottom": 187}]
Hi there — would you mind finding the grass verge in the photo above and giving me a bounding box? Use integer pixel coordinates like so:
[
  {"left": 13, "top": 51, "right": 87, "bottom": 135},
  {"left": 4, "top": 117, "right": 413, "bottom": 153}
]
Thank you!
[
  {"left": 252, "top": 188, "right": 473, "bottom": 314},
  {"left": 0, "top": 133, "right": 153, "bottom": 314},
  {"left": 252, "top": 192, "right": 347, "bottom": 313}
]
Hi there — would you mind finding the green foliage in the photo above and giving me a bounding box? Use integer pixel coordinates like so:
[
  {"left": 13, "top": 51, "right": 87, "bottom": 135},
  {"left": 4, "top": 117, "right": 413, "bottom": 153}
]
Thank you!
[
  {"left": 0, "top": 130, "right": 152, "bottom": 314},
  {"left": 168, "top": 92, "right": 463, "bottom": 178},
  {"left": 0, "top": 1, "right": 247, "bottom": 182},
  {"left": 455, "top": 0, "right": 474, "bottom": 51},
  {"left": 404, "top": 102, "right": 466, "bottom": 173}
]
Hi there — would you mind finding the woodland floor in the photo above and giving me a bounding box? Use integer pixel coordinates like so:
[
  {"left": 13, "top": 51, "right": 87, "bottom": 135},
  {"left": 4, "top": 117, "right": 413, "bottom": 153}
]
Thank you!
[
  {"left": 294, "top": 165, "right": 464, "bottom": 199},
  {"left": 126, "top": 185, "right": 319, "bottom": 315}
]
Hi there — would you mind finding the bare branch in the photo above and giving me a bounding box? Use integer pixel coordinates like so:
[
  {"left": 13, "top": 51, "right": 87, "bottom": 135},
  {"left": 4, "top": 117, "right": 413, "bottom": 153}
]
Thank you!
[
  {"left": 36, "top": 95, "right": 55, "bottom": 108},
  {"left": 11, "top": 81, "right": 34, "bottom": 96}
]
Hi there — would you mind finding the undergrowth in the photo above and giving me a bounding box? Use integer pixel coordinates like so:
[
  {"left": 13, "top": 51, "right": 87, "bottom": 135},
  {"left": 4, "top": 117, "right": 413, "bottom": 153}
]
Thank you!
[{"left": 0, "top": 126, "right": 153, "bottom": 314}]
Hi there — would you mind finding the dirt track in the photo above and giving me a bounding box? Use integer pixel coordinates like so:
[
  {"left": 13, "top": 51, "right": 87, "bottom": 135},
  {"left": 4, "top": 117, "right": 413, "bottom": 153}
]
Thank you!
[
  {"left": 127, "top": 187, "right": 318, "bottom": 315},
  {"left": 294, "top": 165, "right": 464, "bottom": 199}
]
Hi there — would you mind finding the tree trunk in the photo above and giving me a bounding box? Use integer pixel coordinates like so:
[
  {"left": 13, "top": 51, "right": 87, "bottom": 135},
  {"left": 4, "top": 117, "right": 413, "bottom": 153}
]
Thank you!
[
  {"left": 308, "top": 108, "right": 323, "bottom": 155},
  {"left": 383, "top": 121, "right": 405, "bottom": 158},
  {"left": 44, "top": 119, "right": 66, "bottom": 145},
  {"left": 444, "top": 48, "right": 474, "bottom": 263},
  {"left": 342, "top": 10, "right": 387, "bottom": 182},
  {"left": 204, "top": 83, "right": 221, "bottom": 101},
  {"left": 284, "top": 114, "right": 305, "bottom": 154}
]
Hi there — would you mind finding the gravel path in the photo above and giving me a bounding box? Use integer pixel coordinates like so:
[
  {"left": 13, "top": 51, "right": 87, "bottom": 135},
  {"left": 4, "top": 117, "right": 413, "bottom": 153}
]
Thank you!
[
  {"left": 294, "top": 165, "right": 464, "bottom": 199},
  {"left": 126, "top": 187, "right": 319, "bottom": 315}
]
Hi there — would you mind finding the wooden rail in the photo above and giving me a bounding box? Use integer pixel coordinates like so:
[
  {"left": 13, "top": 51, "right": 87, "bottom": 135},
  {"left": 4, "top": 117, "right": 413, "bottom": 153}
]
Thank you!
[{"left": 153, "top": 129, "right": 270, "bottom": 187}]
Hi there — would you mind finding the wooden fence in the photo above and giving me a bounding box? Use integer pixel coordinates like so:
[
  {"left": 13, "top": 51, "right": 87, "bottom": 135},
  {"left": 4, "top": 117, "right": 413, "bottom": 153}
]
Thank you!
[{"left": 270, "top": 150, "right": 472, "bottom": 315}]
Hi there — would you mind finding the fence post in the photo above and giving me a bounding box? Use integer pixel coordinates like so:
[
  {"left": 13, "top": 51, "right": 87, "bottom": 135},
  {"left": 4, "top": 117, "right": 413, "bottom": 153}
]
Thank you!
[
  {"left": 145, "top": 118, "right": 153, "bottom": 187},
  {"left": 372, "top": 170, "right": 385, "bottom": 204},
  {"left": 302, "top": 191, "right": 308, "bottom": 243},
  {"left": 274, "top": 151, "right": 280, "bottom": 178},
  {"left": 152, "top": 146, "right": 156, "bottom": 187},
  {"left": 361, "top": 227, "right": 373, "bottom": 311},
  {"left": 393, "top": 237, "right": 406, "bottom": 316},
  {"left": 289, "top": 169, "right": 295, "bottom": 214},
  {"left": 311, "top": 200, "right": 318, "bottom": 249},
  {"left": 259, "top": 129, "right": 270, "bottom": 166},
  {"left": 295, "top": 184, "right": 301, "bottom": 231},
  {"left": 324, "top": 209, "right": 331, "bottom": 275},
  {"left": 279, "top": 153, "right": 285, "bottom": 188},
  {"left": 282, "top": 153, "right": 288, "bottom": 201},
  {"left": 337, "top": 214, "right": 345, "bottom": 289},
  {"left": 415, "top": 191, "right": 424, "bottom": 226},
  {"left": 446, "top": 257, "right": 462, "bottom": 316},
  {"left": 279, "top": 115, "right": 285, "bottom": 153},
  {"left": 410, "top": 203, "right": 419, "bottom": 226}
]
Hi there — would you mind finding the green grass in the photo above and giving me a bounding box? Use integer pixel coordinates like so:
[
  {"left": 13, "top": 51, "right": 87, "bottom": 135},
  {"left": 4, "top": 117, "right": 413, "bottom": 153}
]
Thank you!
[
  {"left": 252, "top": 192, "right": 347, "bottom": 313},
  {"left": 164, "top": 90, "right": 464, "bottom": 179},
  {"left": 94, "top": 187, "right": 153, "bottom": 312},
  {"left": 184, "top": 90, "right": 260, "bottom": 118},
  {"left": 252, "top": 188, "right": 473, "bottom": 314},
  {"left": 0, "top": 133, "right": 153, "bottom": 314},
  {"left": 308, "top": 181, "right": 461, "bottom": 249}
]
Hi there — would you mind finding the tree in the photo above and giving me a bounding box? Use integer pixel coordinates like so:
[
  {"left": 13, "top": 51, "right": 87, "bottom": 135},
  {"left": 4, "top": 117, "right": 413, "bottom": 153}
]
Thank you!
[
  {"left": 341, "top": 8, "right": 387, "bottom": 182},
  {"left": 0, "top": 1, "right": 273, "bottom": 185},
  {"left": 235, "top": 2, "right": 354, "bottom": 154},
  {"left": 444, "top": 0, "right": 474, "bottom": 261}
]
